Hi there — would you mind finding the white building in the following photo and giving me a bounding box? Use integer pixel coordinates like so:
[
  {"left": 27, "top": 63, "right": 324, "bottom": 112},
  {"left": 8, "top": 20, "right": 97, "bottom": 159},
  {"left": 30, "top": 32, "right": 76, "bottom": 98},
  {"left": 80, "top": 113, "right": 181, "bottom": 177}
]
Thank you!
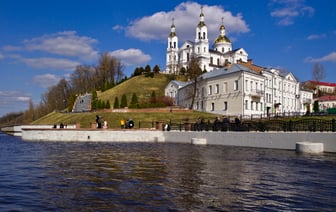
[
  {"left": 166, "top": 9, "right": 248, "bottom": 74},
  {"left": 166, "top": 63, "right": 313, "bottom": 117}
]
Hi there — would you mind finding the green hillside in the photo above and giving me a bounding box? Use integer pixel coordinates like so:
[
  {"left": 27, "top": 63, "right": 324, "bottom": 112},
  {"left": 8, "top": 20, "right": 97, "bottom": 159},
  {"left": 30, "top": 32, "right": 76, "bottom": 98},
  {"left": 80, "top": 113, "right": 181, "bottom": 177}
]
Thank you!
[
  {"left": 98, "top": 74, "right": 173, "bottom": 105},
  {"left": 32, "top": 110, "right": 218, "bottom": 129},
  {"left": 32, "top": 73, "right": 219, "bottom": 128}
]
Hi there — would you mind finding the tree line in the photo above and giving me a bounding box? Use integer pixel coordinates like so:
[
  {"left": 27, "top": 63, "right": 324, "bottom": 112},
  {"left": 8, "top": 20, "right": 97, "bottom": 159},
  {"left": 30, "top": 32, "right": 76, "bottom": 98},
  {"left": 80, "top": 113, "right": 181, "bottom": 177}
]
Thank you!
[
  {"left": 1, "top": 53, "right": 126, "bottom": 126},
  {"left": 0, "top": 52, "right": 169, "bottom": 127}
]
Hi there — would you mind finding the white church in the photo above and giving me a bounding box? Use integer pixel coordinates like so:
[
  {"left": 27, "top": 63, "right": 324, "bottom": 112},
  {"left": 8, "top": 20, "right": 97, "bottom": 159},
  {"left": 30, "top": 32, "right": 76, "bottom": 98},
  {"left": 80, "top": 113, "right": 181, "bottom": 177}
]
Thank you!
[
  {"left": 165, "top": 7, "right": 248, "bottom": 74},
  {"left": 164, "top": 8, "right": 313, "bottom": 117}
]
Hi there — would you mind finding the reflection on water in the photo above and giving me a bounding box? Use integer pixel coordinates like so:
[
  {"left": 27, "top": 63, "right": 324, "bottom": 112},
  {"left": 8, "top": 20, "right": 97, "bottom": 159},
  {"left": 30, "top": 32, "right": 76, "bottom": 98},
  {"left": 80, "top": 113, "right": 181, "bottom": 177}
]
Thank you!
[{"left": 1, "top": 133, "right": 336, "bottom": 211}]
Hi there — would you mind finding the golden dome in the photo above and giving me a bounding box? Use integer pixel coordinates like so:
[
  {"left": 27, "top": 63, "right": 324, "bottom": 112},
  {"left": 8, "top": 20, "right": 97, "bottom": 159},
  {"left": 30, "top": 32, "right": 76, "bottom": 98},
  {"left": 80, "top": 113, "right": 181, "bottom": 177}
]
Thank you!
[{"left": 215, "top": 35, "right": 231, "bottom": 43}]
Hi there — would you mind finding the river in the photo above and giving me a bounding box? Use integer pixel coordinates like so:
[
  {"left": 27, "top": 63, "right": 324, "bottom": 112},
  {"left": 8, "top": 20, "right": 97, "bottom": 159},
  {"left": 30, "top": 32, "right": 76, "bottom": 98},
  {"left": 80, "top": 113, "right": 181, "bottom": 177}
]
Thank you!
[{"left": 1, "top": 132, "right": 336, "bottom": 211}]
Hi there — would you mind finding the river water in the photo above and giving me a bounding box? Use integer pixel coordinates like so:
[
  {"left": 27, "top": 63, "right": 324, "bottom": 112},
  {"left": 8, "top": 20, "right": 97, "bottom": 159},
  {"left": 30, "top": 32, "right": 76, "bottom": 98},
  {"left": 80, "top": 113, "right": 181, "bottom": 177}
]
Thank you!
[{"left": 0, "top": 133, "right": 336, "bottom": 211}]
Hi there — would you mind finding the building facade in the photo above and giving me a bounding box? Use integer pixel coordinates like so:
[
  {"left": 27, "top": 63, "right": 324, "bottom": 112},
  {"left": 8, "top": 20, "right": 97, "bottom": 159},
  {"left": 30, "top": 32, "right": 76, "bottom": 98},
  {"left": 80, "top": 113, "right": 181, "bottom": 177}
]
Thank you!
[
  {"left": 166, "top": 64, "right": 313, "bottom": 117},
  {"left": 166, "top": 9, "right": 248, "bottom": 74}
]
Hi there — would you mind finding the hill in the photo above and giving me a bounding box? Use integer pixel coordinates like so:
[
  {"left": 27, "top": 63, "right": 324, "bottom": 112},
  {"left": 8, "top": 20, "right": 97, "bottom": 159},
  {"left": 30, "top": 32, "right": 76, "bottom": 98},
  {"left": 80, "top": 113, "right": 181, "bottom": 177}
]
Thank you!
[
  {"left": 98, "top": 73, "right": 174, "bottom": 106},
  {"left": 31, "top": 73, "right": 220, "bottom": 128}
]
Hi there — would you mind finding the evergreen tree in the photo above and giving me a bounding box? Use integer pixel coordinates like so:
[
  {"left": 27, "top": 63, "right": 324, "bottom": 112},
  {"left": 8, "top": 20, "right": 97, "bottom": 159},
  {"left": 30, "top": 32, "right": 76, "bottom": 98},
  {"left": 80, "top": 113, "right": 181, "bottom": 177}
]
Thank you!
[
  {"left": 153, "top": 65, "right": 160, "bottom": 73},
  {"left": 129, "top": 93, "right": 138, "bottom": 108},
  {"left": 91, "top": 90, "right": 98, "bottom": 110},
  {"left": 113, "top": 97, "right": 119, "bottom": 109},
  {"left": 105, "top": 100, "right": 111, "bottom": 109},
  {"left": 145, "top": 64, "right": 151, "bottom": 73},
  {"left": 150, "top": 91, "right": 157, "bottom": 104},
  {"left": 120, "top": 94, "right": 128, "bottom": 108},
  {"left": 313, "top": 100, "right": 319, "bottom": 113}
]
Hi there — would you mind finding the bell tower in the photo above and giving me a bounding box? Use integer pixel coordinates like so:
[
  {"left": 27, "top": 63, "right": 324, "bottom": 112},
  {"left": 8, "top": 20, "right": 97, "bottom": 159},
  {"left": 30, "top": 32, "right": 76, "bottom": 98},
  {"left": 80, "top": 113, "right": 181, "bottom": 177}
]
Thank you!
[{"left": 166, "top": 18, "right": 179, "bottom": 74}]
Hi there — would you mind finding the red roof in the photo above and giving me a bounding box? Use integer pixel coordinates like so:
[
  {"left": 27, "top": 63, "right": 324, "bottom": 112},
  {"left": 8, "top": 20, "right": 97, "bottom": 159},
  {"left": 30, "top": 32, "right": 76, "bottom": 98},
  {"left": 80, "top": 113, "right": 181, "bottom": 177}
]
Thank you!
[
  {"left": 317, "top": 95, "right": 336, "bottom": 101},
  {"left": 308, "top": 80, "right": 336, "bottom": 87}
]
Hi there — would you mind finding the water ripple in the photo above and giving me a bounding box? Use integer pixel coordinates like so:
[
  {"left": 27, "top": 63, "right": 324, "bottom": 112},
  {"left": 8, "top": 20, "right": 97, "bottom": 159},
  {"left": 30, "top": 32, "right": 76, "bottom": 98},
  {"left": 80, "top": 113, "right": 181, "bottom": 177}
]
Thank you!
[{"left": 1, "top": 134, "right": 336, "bottom": 211}]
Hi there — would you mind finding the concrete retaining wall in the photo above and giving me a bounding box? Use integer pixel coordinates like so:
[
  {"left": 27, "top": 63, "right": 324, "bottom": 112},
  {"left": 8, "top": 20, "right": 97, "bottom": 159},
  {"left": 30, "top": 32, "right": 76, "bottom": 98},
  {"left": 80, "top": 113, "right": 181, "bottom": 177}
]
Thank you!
[{"left": 21, "top": 128, "right": 336, "bottom": 153}]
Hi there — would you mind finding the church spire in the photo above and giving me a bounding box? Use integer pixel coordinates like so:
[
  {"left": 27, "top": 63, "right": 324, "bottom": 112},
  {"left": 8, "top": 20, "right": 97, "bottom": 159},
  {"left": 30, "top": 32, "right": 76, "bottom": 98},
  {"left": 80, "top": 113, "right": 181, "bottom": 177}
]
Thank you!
[
  {"left": 214, "top": 17, "right": 231, "bottom": 44},
  {"left": 198, "top": 6, "right": 206, "bottom": 27},
  {"left": 169, "top": 18, "right": 176, "bottom": 37}
]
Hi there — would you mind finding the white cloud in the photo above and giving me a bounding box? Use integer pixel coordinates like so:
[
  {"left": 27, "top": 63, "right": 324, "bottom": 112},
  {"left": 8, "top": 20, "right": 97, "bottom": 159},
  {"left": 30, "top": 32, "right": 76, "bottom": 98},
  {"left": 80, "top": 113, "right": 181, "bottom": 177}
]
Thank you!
[
  {"left": 23, "top": 31, "right": 99, "bottom": 61},
  {"left": 305, "top": 52, "right": 336, "bottom": 63},
  {"left": 306, "top": 34, "right": 327, "bottom": 40},
  {"left": 270, "top": 0, "right": 314, "bottom": 26},
  {"left": 0, "top": 53, "right": 3, "bottom": 60},
  {"left": 0, "top": 90, "right": 31, "bottom": 114},
  {"left": 20, "top": 57, "right": 80, "bottom": 70},
  {"left": 32, "top": 74, "right": 61, "bottom": 88},
  {"left": 117, "top": 2, "right": 249, "bottom": 42},
  {"left": 109, "top": 48, "right": 151, "bottom": 66},
  {"left": 2, "top": 45, "right": 22, "bottom": 51}
]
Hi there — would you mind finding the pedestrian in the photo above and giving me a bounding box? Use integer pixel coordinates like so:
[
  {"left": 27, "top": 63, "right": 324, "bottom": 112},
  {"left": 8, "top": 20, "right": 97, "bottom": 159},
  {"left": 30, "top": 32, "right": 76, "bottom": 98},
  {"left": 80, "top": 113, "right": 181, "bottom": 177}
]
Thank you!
[{"left": 120, "top": 118, "right": 125, "bottom": 128}]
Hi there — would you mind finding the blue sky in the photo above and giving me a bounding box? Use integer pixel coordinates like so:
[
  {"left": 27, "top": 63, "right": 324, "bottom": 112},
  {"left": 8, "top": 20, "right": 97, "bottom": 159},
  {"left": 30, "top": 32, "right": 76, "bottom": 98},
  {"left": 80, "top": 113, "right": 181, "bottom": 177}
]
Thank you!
[{"left": 0, "top": 0, "right": 335, "bottom": 116}]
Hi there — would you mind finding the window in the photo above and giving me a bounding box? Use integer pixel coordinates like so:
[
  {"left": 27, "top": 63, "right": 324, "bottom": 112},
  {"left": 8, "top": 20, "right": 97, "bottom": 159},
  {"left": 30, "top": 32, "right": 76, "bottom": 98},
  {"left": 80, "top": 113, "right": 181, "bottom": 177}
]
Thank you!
[
  {"left": 215, "top": 84, "right": 219, "bottom": 94},
  {"left": 204, "top": 47, "right": 206, "bottom": 53},
  {"left": 201, "top": 87, "right": 204, "bottom": 97},
  {"left": 208, "top": 85, "right": 212, "bottom": 95},
  {"left": 217, "top": 58, "right": 220, "bottom": 65},
  {"left": 210, "top": 57, "right": 213, "bottom": 64},
  {"left": 224, "top": 101, "right": 227, "bottom": 111},
  {"left": 198, "top": 32, "right": 201, "bottom": 39},
  {"left": 203, "top": 32, "right": 206, "bottom": 39},
  {"left": 245, "top": 100, "right": 248, "bottom": 109},
  {"left": 223, "top": 82, "right": 228, "bottom": 93},
  {"left": 251, "top": 101, "right": 254, "bottom": 110},
  {"left": 197, "top": 47, "right": 200, "bottom": 53},
  {"left": 174, "top": 42, "right": 176, "bottom": 48},
  {"left": 222, "top": 47, "right": 224, "bottom": 53},
  {"left": 211, "top": 102, "right": 215, "bottom": 111},
  {"left": 187, "top": 53, "right": 190, "bottom": 62},
  {"left": 245, "top": 80, "right": 248, "bottom": 91},
  {"left": 250, "top": 81, "right": 253, "bottom": 91},
  {"left": 201, "top": 101, "right": 204, "bottom": 109},
  {"left": 234, "top": 80, "right": 239, "bottom": 91},
  {"left": 256, "top": 102, "right": 259, "bottom": 111}
]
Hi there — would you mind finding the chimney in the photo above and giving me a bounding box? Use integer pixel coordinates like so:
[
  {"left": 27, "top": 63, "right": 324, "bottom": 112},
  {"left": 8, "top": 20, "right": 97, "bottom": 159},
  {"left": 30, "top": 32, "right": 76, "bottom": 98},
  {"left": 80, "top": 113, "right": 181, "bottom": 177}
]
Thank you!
[
  {"left": 225, "top": 61, "right": 232, "bottom": 69},
  {"left": 247, "top": 59, "right": 253, "bottom": 65}
]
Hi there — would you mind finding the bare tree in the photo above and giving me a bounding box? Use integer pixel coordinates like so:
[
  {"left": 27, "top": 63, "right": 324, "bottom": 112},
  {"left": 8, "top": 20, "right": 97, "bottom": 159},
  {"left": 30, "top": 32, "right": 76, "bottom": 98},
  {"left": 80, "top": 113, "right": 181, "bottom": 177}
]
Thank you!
[
  {"left": 312, "top": 63, "right": 325, "bottom": 82},
  {"left": 70, "top": 65, "right": 95, "bottom": 94},
  {"left": 186, "top": 56, "right": 203, "bottom": 110},
  {"left": 96, "top": 53, "right": 124, "bottom": 90}
]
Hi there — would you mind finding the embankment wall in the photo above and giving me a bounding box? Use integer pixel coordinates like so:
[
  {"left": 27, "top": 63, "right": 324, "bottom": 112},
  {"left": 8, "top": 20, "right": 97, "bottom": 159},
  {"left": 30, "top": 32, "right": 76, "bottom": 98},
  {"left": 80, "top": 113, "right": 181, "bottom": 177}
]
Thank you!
[{"left": 20, "top": 128, "right": 336, "bottom": 153}]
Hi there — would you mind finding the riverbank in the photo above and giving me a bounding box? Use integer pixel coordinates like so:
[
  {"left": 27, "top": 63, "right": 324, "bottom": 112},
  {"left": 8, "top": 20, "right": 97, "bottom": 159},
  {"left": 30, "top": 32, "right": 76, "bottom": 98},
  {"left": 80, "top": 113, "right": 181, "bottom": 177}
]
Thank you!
[{"left": 17, "top": 127, "right": 336, "bottom": 153}]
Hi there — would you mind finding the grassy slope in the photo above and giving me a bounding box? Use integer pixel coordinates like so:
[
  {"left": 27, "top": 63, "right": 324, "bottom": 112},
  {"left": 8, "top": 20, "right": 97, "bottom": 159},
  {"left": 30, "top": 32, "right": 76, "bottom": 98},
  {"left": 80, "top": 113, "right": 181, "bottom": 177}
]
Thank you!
[
  {"left": 32, "top": 110, "right": 219, "bottom": 129},
  {"left": 98, "top": 74, "right": 172, "bottom": 104},
  {"left": 32, "top": 74, "right": 219, "bottom": 128}
]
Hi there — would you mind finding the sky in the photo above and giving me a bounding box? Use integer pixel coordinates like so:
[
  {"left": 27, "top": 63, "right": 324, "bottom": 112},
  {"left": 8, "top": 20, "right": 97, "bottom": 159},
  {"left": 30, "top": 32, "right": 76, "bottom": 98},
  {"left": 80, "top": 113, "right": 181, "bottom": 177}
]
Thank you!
[{"left": 0, "top": 0, "right": 335, "bottom": 117}]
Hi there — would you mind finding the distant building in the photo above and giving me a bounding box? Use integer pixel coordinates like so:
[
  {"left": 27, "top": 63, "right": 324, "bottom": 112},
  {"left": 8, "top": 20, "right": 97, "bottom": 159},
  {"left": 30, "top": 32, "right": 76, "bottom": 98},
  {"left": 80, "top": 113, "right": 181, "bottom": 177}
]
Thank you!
[
  {"left": 165, "top": 8, "right": 248, "bottom": 74},
  {"left": 303, "top": 80, "right": 336, "bottom": 96},
  {"left": 316, "top": 95, "right": 336, "bottom": 112}
]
